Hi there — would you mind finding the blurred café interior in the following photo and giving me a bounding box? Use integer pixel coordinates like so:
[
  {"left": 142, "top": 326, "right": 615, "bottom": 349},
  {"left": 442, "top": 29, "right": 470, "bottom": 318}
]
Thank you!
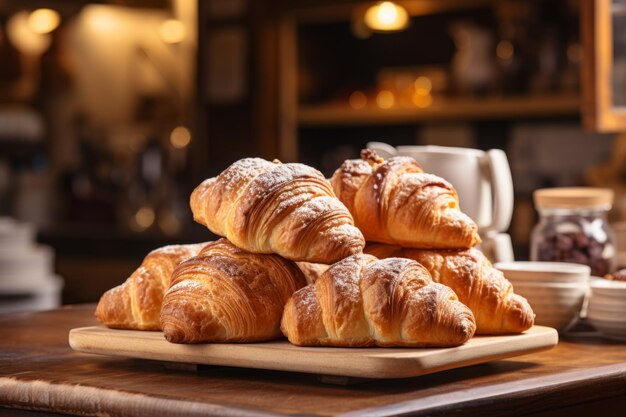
[{"left": 1, "top": 0, "right": 626, "bottom": 312}]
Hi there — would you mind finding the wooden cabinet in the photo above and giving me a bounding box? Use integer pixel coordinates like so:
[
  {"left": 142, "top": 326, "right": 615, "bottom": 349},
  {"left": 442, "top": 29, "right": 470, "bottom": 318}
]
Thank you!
[
  {"left": 273, "top": 1, "right": 583, "bottom": 164},
  {"left": 582, "top": 0, "right": 626, "bottom": 131}
]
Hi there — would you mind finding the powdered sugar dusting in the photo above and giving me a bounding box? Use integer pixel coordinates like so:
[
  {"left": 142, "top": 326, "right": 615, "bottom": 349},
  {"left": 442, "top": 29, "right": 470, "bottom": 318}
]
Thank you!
[
  {"left": 151, "top": 242, "right": 207, "bottom": 258},
  {"left": 292, "top": 196, "right": 336, "bottom": 221},
  {"left": 325, "top": 254, "right": 375, "bottom": 301},
  {"left": 366, "top": 257, "right": 411, "bottom": 278},
  {"left": 330, "top": 223, "right": 363, "bottom": 239},
  {"left": 402, "top": 172, "right": 453, "bottom": 190},
  {"left": 219, "top": 158, "right": 273, "bottom": 192},
  {"left": 255, "top": 163, "right": 325, "bottom": 195},
  {"left": 133, "top": 266, "right": 149, "bottom": 286},
  {"left": 340, "top": 159, "right": 372, "bottom": 176},
  {"left": 169, "top": 278, "right": 205, "bottom": 293},
  {"left": 296, "top": 286, "right": 319, "bottom": 314}
]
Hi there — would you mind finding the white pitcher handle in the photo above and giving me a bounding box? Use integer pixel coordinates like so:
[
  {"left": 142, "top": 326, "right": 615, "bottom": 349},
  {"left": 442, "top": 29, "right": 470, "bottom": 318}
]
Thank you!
[
  {"left": 366, "top": 142, "right": 398, "bottom": 159},
  {"left": 485, "top": 149, "right": 514, "bottom": 233}
]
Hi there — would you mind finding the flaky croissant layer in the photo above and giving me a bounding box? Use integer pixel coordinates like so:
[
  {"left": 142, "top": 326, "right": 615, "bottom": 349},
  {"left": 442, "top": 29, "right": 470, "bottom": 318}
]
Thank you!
[
  {"left": 331, "top": 149, "right": 480, "bottom": 249},
  {"left": 281, "top": 253, "right": 476, "bottom": 347},
  {"left": 160, "top": 239, "right": 307, "bottom": 343},
  {"left": 95, "top": 242, "right": 208, "bottom": 330},
  {"left": 365, "top": 244, "right": 535, "bottom": 334},
  {"left": 190, "top": 158, "right": 365, "bottom": 264}
]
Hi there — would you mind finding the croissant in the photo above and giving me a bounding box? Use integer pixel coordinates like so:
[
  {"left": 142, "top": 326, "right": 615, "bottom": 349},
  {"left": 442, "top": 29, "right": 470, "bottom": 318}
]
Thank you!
[
  {"left": 365, "top": 244, "right": 535, "bottom": 334},
  {"left": 160, "top": 239, "right": 307, "bottom": 343},
  {"left": 95, "top": 242, "right": 207, "bottom": 330},
  {"left": 331, "top": 149, "right": 480, "bottom": 249},
  {"left": 295, "top": 261, "right": 329, "bottom": 284},
  {"left": 281, "top": 253, "right": 476, "bottom": 347},
  {"left": 190, "top": 158, "right": 365, "bottom": 264}
]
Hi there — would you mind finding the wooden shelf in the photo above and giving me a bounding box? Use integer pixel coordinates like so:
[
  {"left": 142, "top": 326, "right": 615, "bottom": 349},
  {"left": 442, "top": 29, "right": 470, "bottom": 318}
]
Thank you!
[{"left": 298, "top": 94, "right": 581, "bottom": 127}]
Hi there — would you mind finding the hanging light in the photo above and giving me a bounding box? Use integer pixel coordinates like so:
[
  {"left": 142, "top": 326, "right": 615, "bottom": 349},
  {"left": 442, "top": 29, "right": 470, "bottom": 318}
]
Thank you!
[
  {"left": 83, "top": 5, "right": 119, "bottom": 33},
  {"left": 7, "top": 11, "right": 52, "bottom": 55},
  {"left": 28, "top": 9, "right": 61, "bottom": 34},
  {"left": 364, "top": 1, "right": 410, "bottom": 32}
]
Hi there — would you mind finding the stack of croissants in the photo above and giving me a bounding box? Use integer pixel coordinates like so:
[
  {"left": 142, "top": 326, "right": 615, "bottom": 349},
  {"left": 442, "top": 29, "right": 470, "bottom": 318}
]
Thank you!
[{"left": 96, "top": 149, "right": 535, "bottom": 348}]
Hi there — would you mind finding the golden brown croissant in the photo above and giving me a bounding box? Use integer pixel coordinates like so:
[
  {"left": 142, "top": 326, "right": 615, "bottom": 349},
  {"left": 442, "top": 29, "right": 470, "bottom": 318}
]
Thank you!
[
  {"left": 331, "top": 149, "right": 480, "bottom": 249},
  {"left": 295, "top": 261, "right": 329, "bottom": 284},
  {"left": 95, "top": 242, "right": 208, "bottom": 330},
  {"left": 365, "top": 244, "right": 535, "bottom": 334},
  {"left": 190, "top": 158, "right": 365, "bottom": 264},
  {"left": 281, "top": 253, "right": 476, "bottom": 347},
  {"left": 160, "top": 238, "right": 307, "bottom": 343}
]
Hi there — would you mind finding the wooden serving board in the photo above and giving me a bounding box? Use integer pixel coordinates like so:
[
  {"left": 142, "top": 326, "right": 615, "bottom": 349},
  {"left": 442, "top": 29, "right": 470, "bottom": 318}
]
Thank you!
[{"left": 69, "top": 325, "right": 558, "bottom": 379}]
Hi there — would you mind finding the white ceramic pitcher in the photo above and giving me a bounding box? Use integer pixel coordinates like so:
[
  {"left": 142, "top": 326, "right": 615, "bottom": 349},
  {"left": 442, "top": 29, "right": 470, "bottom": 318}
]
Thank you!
[{"left": 367, "top": 142, "right": 514, "bottom": 235}]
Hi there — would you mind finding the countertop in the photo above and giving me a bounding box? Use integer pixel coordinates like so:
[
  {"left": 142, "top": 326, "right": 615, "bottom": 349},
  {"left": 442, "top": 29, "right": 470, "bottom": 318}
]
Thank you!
[{"left": 1, "top": 305, "right": 626, "bottom": 417}]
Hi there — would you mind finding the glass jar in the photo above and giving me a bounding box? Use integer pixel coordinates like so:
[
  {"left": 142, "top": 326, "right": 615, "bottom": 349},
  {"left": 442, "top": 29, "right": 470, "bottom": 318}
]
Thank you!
[{"left": 531, "top": 188, "right": 616, "bottom": 276}]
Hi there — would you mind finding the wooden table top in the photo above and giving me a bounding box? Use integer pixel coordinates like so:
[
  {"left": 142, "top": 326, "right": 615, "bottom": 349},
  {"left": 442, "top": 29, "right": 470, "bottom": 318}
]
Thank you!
[{"left": 1, "top": 305, "right": 626, "bottom": 417}]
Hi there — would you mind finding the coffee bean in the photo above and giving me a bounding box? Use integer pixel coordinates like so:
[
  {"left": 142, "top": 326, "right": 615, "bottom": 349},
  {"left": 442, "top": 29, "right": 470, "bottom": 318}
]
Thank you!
[{"left": 533, "top": 223, "right": 613, "bottom": 276}]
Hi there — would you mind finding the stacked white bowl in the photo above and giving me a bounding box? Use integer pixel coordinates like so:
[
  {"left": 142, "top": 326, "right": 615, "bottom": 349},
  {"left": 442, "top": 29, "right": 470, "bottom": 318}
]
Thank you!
[
  {"left": 0, "top": 217, "right": 63, "bottom": 313},
  {"left": 587, "top": 278, "right": 626, "bottom": 341},
  {"left": 494, "top": 262, "right": 590, "bottom": 332}
]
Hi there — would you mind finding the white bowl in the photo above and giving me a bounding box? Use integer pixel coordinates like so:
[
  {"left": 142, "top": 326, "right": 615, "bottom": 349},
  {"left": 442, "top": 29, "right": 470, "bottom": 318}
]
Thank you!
[
  {"left": 587, "top": 317, "right": 626, "bottom": 341},
  {"left": 529, "top": 300, "right": 585, "bottom": 314},
  {"left": 587, "top": 309, "right": 626, "bottom": 322},
  {"left": 507, "top": 281, "right": 587, "bottom": 332},
  {"left": 587, "top": 292, "right": 626, "bottom": 307},
  {"left": 586, "top": 301, "right": 626, "bottom": 316},
  {"left": 512, "top": 282, "right": 588, "bottom": 300},
  {"left": 587, "top": 317, "right": 626, "bottom": 329},
  {"left": 495, "top": 261, "right": 590, "bottom": 284},
  {"left": 586, "top": 295, "right": 626, "bottom": 319},
  {"left": 590, "top": 278, "right": 626, "bottom": 298},
  {"left": 587, "top": 290, "right": 626, "bottom": 306}
]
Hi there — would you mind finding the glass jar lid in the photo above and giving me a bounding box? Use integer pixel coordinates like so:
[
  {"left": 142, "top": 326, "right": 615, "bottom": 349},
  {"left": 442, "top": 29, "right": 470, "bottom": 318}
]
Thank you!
[{"left": 534, "top": 187, "right": 614, "bottom": 209}]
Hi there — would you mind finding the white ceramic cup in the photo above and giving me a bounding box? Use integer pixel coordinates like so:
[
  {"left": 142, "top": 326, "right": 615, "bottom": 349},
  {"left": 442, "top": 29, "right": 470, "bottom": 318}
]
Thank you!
[
  {"left": 480, "top": 232, "right": 515, "bottom": 263},
  {"left": 367, "top": 142, "right": 514, "bottom": 235}
]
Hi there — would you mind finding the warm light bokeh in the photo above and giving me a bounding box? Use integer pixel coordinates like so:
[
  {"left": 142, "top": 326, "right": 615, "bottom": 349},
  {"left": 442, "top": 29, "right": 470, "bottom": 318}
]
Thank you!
[
  {"left": 414, "top": 76, "right": 432, "bottom": 96},
  {"left": 349, "top": 91, "right": 367, "bottom": 109},
  {"left": 376, "top": 90, "right": 395, "bottom": 109},
  {"left": 84, "top": 6, "right": 119, "bottom": 33},
  {"left": 170, "top": 126, "right": 191, "bottom": 148},
  {"left": 158, "top": 19, "right": 186, "bottom": 44},
  {"left": 6, "top": 11, "right": 52, "bottom": 55},
  {"left": 412, "top": 92, "right": 433, "bottom": 108},
  {"left": 27, "top": 9, "right": 61, "bottom": 35},
  {"left": 134, "top": 207, "right": 155, "bottom": 230},
  {"left": 496, "top": 40, "right": 514, "bottom": 61},
  {"left": 364, "top": 1, "right": 410, "bottom": 32}
]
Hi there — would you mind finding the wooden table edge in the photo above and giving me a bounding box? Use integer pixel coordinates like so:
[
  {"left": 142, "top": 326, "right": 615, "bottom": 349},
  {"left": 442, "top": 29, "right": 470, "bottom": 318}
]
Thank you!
[
  {"left": 338, "top": 362, "right": 626, "bottom": 417},
  {"left": 0, "top": 377, "right": 283, "bottom": 417}
]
